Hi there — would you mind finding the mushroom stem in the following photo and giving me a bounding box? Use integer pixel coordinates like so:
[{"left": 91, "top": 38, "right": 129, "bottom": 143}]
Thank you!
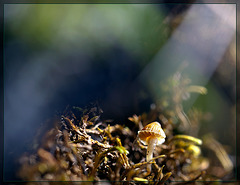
[{"left": 146, "top": 137, "right": 158, "bottom": 173}]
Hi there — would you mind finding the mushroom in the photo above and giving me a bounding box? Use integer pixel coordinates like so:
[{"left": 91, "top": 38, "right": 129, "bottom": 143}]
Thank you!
[{"left": 137, "top": 121, "right": 166, "bottom": 174}]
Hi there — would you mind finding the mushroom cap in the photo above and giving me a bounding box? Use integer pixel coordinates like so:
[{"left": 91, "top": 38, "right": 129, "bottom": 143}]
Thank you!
[{"left": 138, "top": 121, "right": 166, "bottom": 145}]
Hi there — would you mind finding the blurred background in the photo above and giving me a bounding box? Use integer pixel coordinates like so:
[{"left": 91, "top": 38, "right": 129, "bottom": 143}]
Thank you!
[{"left": 3, "top": 4, "right": 236, "bottom": 181}]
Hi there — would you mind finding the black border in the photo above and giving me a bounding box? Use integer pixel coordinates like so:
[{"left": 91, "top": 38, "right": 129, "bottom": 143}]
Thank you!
[{"left": 0, "top": 1, "right": 239, "bottom": 184}]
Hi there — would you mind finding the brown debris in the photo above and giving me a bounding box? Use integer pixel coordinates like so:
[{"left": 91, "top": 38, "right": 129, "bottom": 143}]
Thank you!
[{"left": 18, "top": 72, "right": 234, "bottom": 184}]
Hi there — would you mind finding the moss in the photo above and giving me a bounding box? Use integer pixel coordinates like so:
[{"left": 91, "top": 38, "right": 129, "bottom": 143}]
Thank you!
[{"left": 18, "top": 71, "right": 234, "bottom": 184}]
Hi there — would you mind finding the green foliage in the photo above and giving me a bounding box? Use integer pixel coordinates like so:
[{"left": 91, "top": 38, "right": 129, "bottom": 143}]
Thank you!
[{"left": 5, "top": 4, "right": 168, "bottom": 64}]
